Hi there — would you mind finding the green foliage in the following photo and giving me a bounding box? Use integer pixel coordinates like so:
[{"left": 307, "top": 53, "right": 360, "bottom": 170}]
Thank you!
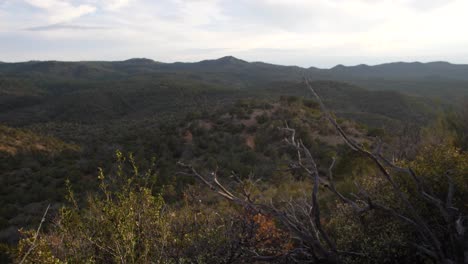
[
  {"left": 445, "top": 102, "right": 468, "bottom": 149},
  {"left": 14, "top": 153, "right": 291, "bottom": 263},
  {"left": 328, "top": 203, "right": 423, "bottom": 264},
  {"left": 325, "top": 140, "right": 468, "bottom": 263},
  {"left": 35, "top": 151, "right": 168, "bottom": 263},
  {"left": 14, "top": 152, "right": 163, "bottom": 263},
  {"left": 15, "top": 229, "right": 62, "bottom": 264},
  {"left": 409, "top": 144, "right": 468, "bottom": 212}
]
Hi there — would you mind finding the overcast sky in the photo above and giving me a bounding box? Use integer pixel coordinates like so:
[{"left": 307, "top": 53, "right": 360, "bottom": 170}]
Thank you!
[{"left": 0, "top": 0, "right": 467, "bottom": 67}]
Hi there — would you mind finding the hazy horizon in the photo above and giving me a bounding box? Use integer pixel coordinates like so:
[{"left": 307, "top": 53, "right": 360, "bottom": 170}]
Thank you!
[
  {"left": 1, "top": 55, "right": 467, "bottom": 70},
  {"left": 1, "top": 0, "right": 468, "bottom": 67}
]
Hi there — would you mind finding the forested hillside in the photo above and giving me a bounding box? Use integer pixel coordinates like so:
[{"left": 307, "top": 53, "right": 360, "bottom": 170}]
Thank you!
[
  {"left": 0, "top": 57, "right": 448, "bottom": 127},
  {"left": 0, "top": 57, "right": 467, "bottom": 263}
]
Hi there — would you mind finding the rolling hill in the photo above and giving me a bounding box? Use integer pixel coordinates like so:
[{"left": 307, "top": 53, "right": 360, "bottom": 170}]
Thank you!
[{"left": 0, "top": 56, "right": 454, "bottom": 128}]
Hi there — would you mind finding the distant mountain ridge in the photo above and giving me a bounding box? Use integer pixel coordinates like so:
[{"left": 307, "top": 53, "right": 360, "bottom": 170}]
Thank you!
[
  {"left": 326, "top": 60, "right": 468, "bottom": 81},
  {"left": 0, "top": 55, "right": 468, "bottom": 71},
  {"left": 0, "top": 55, "right": 464, "bottom": 129},
  {"left": 1, "top": 56, "right": 468, "bottom": 85},
  {"left": 1, "top": 56, "right": 467, "bottom": 100}
]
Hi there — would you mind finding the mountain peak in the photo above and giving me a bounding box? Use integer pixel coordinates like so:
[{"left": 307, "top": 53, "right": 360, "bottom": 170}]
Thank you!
[
  {"left": 123, "top": 58, "right": 155, "bottom": 64},
  {"left": 215, "top": 56, "right": 247, "bottom": 63},
  {"left": 426, "top": 61, "right": 451, "bottom": 66},
  {"left": 197, "top": 56, "right": 248, "bottom": 66},
  {"left": 331, "top": 64, "right": 346, "bottom": 70}
]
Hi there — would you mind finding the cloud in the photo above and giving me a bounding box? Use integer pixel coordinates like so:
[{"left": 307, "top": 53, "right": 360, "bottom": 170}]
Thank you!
[
  {"left": 84, "top": 0, "right": 132, "bottom": 11},
  {"left": 25, "top": 23, "right": 109, "bottom": 31},
  {"left": 402, "top": 0, "right": 456, "bottom": 11},
  {"left": 24, "top": 0, "right": 96, "bottom": 23},
  {"left": 105, "top": 0, "right": 132, "bottom": 11}
]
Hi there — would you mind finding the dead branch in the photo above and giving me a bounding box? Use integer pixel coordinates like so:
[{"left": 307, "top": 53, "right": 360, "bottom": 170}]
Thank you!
[
  {"left": 19, "top": 204, "right": 51, "bottom": 264},
  {"left": 303, "top": 77, "right": 466, "bottom": 263}
]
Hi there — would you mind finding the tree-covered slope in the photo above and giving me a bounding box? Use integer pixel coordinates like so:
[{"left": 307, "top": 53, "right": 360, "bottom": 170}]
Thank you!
[
  {"left": 0, "top": 97, "right": 373, "bottom": 244},
  {"left": 0, "top": 59, "right": 440, "bottom": 129}
]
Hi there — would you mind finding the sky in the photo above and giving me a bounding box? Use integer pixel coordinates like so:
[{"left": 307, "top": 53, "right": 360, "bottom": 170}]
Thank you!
[{"left": 0, "top": 0, "right": 467, "bottom": 68}]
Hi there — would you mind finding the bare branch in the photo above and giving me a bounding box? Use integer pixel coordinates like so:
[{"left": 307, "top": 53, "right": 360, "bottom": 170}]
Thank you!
[
  {"left": 310, "top": 155, "right": 337, "bottom": 253},
  {"left": 177, "top": 162, "right": 239, "bottom": 203},
  {"left": 19, "top": 204, "right": 51, "bottom": 264},
  {"left": 445, "top": 172, "right": 455, "bottom": 210},
  {"left": 302, "top": 77, "right": 445, "bottom": 260}
]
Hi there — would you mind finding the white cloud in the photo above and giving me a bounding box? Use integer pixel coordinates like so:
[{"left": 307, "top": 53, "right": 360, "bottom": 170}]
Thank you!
[
  {"left": 24, "top": 0, "right": 96, "bottom": 23},
  {"left": 100, "top": 0, "right": 132, "bottom": 11}
]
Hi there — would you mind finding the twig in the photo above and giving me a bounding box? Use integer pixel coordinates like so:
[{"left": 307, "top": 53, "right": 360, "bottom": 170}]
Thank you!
[{"left": 19, "top": 204, "right": 51, "bottom": 264}]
